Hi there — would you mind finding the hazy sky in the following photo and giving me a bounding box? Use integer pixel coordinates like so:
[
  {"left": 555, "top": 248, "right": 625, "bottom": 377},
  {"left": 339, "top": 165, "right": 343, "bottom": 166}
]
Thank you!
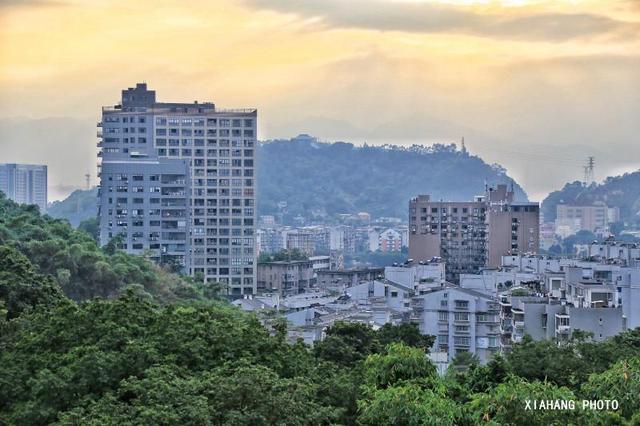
[{"left": 0, "top": 0, "right": 639, "bottom": 201}]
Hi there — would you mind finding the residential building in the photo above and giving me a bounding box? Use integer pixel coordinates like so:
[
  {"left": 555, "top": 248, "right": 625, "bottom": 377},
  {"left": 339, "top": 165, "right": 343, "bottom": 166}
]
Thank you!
[
  {"left": 409, "top": 184, "right": 539, "bottom": 282},
  {"left": 257, "top": 259, "right": 315, "bottom": 296},
  {"left": 317, "top": 267, "right": 384, "bottom": 292},
  {"left": 556, "top": 202, "right": 620, "bottom": 234},
  {"left": 0, "top": 163, "right": 48, "bottom": 212},
  {"left": 309, "top": 255, "right": 331, "bottom": 272},
  {"left": 412, "top": 287, "right": 501, "bottom": 363},
  {"left": 379, "top": 228, "right": 402, "bottom": 252},
  {"left": 284, "top": 229, "right": 315, "bottom": 255},
  {"left": 97, "top": 83, "right": 257, "bottom": 295}
]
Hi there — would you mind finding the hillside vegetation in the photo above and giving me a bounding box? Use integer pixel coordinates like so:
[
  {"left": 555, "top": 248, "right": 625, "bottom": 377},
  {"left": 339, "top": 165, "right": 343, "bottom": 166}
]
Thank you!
[
  {"left": 541, "top": 170, "right": 640, "bottom": 225},
  {"left": 2, "top": 190, "right": 640, "bottom": 424},
  {"left": 0, "top": 192, "right": 208, "bottom": 303},
  {"left": 44, "top": 137, "right": 527, "bottom": 226},
  {"left": 47, "top": 187, "right": 98, "bottom": 227},
  {"left": 258, "top": 136, "right": 527, "bottom": 219}
]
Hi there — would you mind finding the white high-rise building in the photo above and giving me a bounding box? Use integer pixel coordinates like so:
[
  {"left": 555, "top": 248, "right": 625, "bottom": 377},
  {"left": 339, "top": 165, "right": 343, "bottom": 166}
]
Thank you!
[
  {"left": 0, "top": 163, "right": 48, "bottom": 212},
  {"left": 97, "top": 83, "right": 257, "bottom": 295}
]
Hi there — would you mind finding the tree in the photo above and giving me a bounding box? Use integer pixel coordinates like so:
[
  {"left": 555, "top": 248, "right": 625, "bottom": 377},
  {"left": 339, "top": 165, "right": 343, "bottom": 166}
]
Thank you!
[
  {"left": 363, "top": 343, "right": 437, "bottom": 390},
  {"left": 465, "top": 377, "right": 601, "bottom": 425},
  {"left": 258, "top": 249, "right": 308, "bottom": 263},
  {"left": 358, "top": 343, "right": 459, "bottom": 426},
  {"left": 581, "top": 357, "right": 640, "bottom": 420},
  {"left": 377, "top": 323, "right": 435, "bottom": 352},
  {"left": 314, "top": 321, "right": 379, "bottom": 367},
  {"left": 0, "top": 245, "right": 64, "bottom": 319},
  {"left": 77, "top": 216, "right": 99, "bottom": 241},
  {"left": 358, "top": 384, "right": 460, "bottom": 426}
]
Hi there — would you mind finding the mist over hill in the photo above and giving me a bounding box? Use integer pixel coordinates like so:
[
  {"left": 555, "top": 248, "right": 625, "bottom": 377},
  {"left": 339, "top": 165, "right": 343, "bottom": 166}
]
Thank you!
[
  {"left": 47, "top": 188, "right": 99, "bottom": 227},
  {"left": 541, "top": 170, "right": 640, "bottom": 225},
  {"left": 39, "top": 135, "right": 527, "bottom": 225},
  {"left": 257, "top": 135, "right": 527, "bottom": 220}
]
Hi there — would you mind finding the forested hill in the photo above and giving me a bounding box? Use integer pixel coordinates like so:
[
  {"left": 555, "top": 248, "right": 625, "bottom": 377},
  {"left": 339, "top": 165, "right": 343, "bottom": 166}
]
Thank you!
[
  {"left": 541, "top": 170, "right": 640, "bottom": 225},
  {"left": 258, "top": 135, "right": 527, "bottom": 219},
  {"left": 47, "top": 187, "right": 99, "bottom": 227},
  {"left": 2, "top": 190, "right": 640, "bottom": 424},
  {"left": 49, "top": 136, "right": 527, "bottom": 226}
]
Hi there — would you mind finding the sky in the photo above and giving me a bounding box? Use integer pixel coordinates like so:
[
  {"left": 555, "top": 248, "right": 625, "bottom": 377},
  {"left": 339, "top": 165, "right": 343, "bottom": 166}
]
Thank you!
[{"left": 0, "top": 0, "right": 639, "bottom": 201}]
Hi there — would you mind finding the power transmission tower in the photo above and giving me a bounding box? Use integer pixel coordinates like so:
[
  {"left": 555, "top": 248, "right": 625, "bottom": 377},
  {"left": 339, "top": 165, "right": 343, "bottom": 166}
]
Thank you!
[
  {"left": 85, "top": 173, "right": 91, "bottom": 189},
  {"left": 583, "top": 156, "right": 595, "bottom": 185}
]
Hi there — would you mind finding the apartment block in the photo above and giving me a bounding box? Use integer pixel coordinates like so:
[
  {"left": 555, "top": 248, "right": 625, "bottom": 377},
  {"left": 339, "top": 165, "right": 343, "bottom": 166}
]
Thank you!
[
  {"left": 412, "top": 287, "right": 501, "bottom": 363},
  {"left": 379, "top": 228, "right": 402, "bottom": 252},
  {"left": 556, "top": 202, "right": 620, "bottom": 235},
  {"left": 257, "top": 259, "right": 316, "bottom": 296},
  {"left": 0, "top": 163, "right": 48, "bottom": 212},
  {"left": 317, "top": 267, "right": 385, "bottom": 292},
  {"left": 97, "top": 83, "right": 257, "bottom": 295},
  {"left": 409, "top": 184, "right": 539, "bottom": 282}
]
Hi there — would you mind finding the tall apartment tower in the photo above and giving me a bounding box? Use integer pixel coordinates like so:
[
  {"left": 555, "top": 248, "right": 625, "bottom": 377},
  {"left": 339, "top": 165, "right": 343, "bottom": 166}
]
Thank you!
[
  {"left": 409, "top": 184, "right": 539, "bottom": 282},
  {"left": 98, "top": 83, "right": 257, "bottom": 295},
  {"left": 0, "top": 163, "right": 48, "bottom": 212}
]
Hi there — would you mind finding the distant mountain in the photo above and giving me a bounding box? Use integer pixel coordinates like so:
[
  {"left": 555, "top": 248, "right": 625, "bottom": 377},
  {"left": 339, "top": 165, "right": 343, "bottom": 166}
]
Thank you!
[
  {"left": 257, "top": 135, "right": 527, "bottom": 220},
  {"left": 47, "top": 187, "right": 98, "bottom": 227},
  {"left": 49, "top": 135, "right": 528, "bottom": 225},
  {"left": 541, "top": 170, "right": 640, "bottom": 225}
]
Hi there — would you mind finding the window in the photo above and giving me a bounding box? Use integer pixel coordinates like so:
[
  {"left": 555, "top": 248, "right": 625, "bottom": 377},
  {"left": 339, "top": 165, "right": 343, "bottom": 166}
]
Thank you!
[
  {"left": 454, "top": 312, "right": 469, "bottom": 322},
  {"left": 438, "top": 311, "right": 448, "bottom": 321}
]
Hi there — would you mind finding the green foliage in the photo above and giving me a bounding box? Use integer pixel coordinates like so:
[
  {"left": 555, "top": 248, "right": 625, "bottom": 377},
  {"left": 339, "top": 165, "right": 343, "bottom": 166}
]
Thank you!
[
  {"left": 363, "top": 343, "right": 436, "bottom": 389},
  {"left": 47, "top": 187, "right": 99, "bottom": 227},
  {"left": 358, "top": 343, "right": 459, "bottom": 426},
  {"left": 314, "top": 321, "right": 435, "bottom": 368},
  {"left": 0, "top": 191, "right": 206, "bottom": 303},
  {"left": 258, "top": 248, "right": 309, "bottom": 262},
  {"left": 465, "top": 376, "right": 599, "bottom": 425},
  {"left": 0, "top": 245, "right": 65, "bottom": 319},
  {"left": 358, "top": 384, "right": 460, "bottom": 426},
  {"left": 258, "top": 138, "right": 526, "bottom": 219},
  {"left": 581, "top": 357, "right": 640, "bottom": 420},
  {"left": 0, "top": 293, "right": 337, "bottom": 425},
  {"left": 505, "top": 331, "right": 640, "bottom": 388},
  {"left": 58, "top": 364, "right": 338, "bottom": 426},
  {"left": 377, "top": 322, "right": 435, "bottom": 352},
  {"left": 77, "top": 216, "right": 99, "bottom": 241}
]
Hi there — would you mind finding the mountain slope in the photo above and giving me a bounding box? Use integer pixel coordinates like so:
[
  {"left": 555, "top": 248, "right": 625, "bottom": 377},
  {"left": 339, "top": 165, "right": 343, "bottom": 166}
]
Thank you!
[
  {"left": 48, "top": 136, "right": 528, "bottom": 225},
  {"left": 541, "top": 170, "right": 640, "bottom": 225},
  {"left": 47, "top": 187, "right": 98, "bottom": 227},
  {"left": 257, "top": 135, "right": 527, "bottom": 219}
]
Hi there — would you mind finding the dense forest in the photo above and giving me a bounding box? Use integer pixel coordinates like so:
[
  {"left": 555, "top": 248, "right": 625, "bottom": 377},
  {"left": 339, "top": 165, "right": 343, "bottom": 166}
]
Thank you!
[
  {"left": 258, "top": 136, "right": 527, "bottom": 219},
  {"left": 2, "top": 192, "right": 640, "bottom": 424},
  {"left": 541, "top": 170, "right": 640, "bottom": 225}
]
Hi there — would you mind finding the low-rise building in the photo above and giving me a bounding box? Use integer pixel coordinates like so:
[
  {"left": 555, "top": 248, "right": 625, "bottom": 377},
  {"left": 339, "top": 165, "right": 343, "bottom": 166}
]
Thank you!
[
  {"left": 257, "top": 259, "right": 315, "bottom": 296},
  {"left": 412, "top": 287, "right": 501, "bottom": 363},
  {"left": 317, "top": 267, "right": 384, "bottom": 293}
]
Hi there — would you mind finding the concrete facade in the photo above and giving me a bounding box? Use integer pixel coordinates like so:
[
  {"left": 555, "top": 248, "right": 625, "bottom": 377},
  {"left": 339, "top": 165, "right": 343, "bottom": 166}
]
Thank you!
[
  {"left": 413, "top": 287, "right": 501, "bottom": 363},
  {"left": 257, "top": 260, "right": 315, "bottom": 296},
  {"left": 0, "top": 163, "right": 48, "bottom": 212},
  {"left": 409, "top": 184, "right": 539, "bottom": 282},
  {"left": 98, "top": 83, "right": 257, "bottom": 295}
]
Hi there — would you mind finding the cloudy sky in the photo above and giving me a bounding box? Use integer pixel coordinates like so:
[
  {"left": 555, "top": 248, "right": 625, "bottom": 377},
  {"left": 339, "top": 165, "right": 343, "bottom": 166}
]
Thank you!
[{"left": 0, "top": 0, "right": 638, "bottom": 201}]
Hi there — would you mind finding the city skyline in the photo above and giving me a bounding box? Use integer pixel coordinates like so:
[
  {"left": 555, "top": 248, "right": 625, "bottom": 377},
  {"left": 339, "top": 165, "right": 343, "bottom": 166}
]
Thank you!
[{"left": 1, "top": 0, "right": 639, "bottom": 201}]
